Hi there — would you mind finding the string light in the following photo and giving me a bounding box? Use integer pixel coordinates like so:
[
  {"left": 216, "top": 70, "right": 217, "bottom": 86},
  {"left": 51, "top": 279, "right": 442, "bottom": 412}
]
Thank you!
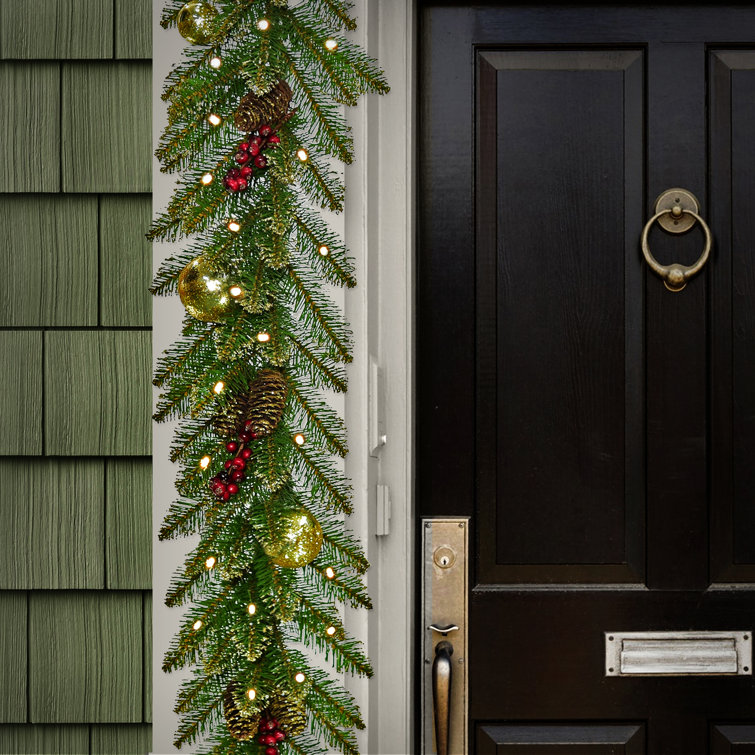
[
  {"left": 294, "top": 433, "right": 306, "bottom": 446},
  {"left": 318, "top": 244, "right": 330, "bottom": 256},
  {"left": 199, "top": 455, "right": 211, "bottom": 469},
  {"left": 246, "top": 688, "right": 256, "bottom": 701},
  {"left": 207, "top": 113, "right": 222, "bottom": 126},
  {"left": 213, "top": 381, "right": 224, "bottom": 394},
  {"left": 227, "top": 220, "right": 241, "bottom": 233},
  {"left": 201, "top": 172, "right": 213, "bottom": 185},
  {"left": 326, "top": 625, "right": 336, "bottom": 636},
  {"left": 192, "top": 620, "right": 203, "bottom": 631},
  {"left": 257, "top": 18, "right": 270, "bottom": 30},
  {"left": 209, "top": 55, "right": 222, "bottom": 69},
  {"left": 297, "top": 148, "right": 309, "bottom": 162},
  {"left": 229, "top": 285, "right": 242, "bottom": 298},
  {"left": 325, "top": 566, "right": 335, "bottom": 580},
  {"left": 324, "top": 39, "right": 338, "bottom": 51},
  {"left": 294, "top": 672, "right": 306, "bottom": 684},
  {"left": 247, "top": 603, "right": 256, "bottom": 616},
  {"left": 205, "top": 556, "right": 216, "bottom": 569},
  {"left": 256, "top": 331, "right": 271, "bottom": 343}
]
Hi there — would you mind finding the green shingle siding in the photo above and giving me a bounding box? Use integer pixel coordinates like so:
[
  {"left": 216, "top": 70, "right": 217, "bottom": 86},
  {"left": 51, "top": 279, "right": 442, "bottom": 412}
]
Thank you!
[
  {"left": 0, "top": 195, "right": 99, "bottom": 326},
  {"left": 0, "top": 1, "right": 152, "bottom": 752},
  {"left": 44, "top": 330, "right": 151, "bottom": 456},
  {"left": 0, "top": 331, "right": 43, "bottom": 455},
  {"left": 62, "top": 63, "right": 152, "bottom": 193}
]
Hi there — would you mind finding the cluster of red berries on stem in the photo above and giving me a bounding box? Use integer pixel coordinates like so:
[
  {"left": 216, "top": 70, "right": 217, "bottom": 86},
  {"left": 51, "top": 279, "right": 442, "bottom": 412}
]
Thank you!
[
  {"left": 257, "top": 715, "right": 286, "bottom": 754},
  {"left": 209, "top": 421, "right": 259, "bottom": 500},
  {"left": 223, "top": 124, "right": 281, "bottom": 193}
]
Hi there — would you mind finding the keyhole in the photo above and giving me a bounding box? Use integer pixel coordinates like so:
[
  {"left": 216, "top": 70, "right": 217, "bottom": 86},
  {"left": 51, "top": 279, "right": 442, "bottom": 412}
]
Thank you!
[{"left": 433, "top": 545, "right": 456, "bottom": 569}]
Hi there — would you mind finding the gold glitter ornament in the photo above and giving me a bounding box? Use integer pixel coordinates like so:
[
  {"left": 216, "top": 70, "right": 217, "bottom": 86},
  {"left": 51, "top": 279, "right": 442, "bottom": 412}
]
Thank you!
[
  {"left": 234, "top": 80, "right": 293, "bottom": 133},
  {"left": 264, "top": 508, "right": 323, "bottom": 568},
  {"left": 178, "top": 256, "right": 238, "bottom": 322},
  {"left": 223, "top": 684, "right": 260, "bottom": 741},
  {"left": 177, "top": 1, "right": 218, "bottom": 44}
]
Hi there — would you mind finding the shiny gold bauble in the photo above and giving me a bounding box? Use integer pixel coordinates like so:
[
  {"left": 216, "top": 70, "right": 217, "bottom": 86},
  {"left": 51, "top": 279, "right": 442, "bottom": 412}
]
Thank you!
[
  {"left": 264, "top": 508, "right": 323, "bottom": 568},
  {"left": 178, "top": 256, "right": 238, "bottom": 322},
  {"left": 177, "top": 1, "right": 218, "bottom": 44}
]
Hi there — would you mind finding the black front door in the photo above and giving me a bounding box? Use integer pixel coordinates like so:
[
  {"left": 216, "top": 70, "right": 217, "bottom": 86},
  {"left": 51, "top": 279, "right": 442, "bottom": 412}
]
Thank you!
[{"left": 419, "top": 5, "right": 755, "bottom": 753}]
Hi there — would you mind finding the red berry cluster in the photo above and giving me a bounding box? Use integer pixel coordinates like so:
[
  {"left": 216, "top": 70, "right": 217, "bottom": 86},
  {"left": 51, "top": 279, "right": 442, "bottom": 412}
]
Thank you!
[
  {"left": 223, "top": 124, "right": 281, "bottom": 193},
  {"left": 258, "top": 715, "right": 286, "bottom": 754},
  {"left": 209, "top": 422, "right": 259, "bottom": 501}
]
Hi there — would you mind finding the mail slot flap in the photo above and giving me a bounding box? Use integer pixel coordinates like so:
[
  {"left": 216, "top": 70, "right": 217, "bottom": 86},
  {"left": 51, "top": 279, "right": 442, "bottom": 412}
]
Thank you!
[{"left": 605, "top": 631, "right": 752, "bottom": 677}]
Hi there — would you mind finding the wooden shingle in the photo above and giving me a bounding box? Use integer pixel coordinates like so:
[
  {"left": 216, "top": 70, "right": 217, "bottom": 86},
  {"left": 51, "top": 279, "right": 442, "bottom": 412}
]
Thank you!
[
  {"left": 45, "top": 330, "right": 151, "bottom": 456},
  {"left": 0, "top": 195, "right": 98, "bottom": 326},
  {"left": 100, "top": 195, "right": 153, "bottom": 327},
  {"left": 0, "top": 725, "right": 89, "bottom": 754},
  {"left": 62, "top": 62, "right": 151, "bottom": 193},
  {"left": 0, "top": 593, "right": 27, "bottom": 722},
  {"left": 0, "top": 63, "right": 60, "bottom": 193},
  {"left": 143, "top": 592, "right": 152, "bottom": 723},
  {"left": 0, "top": 331, "right": 42, "bottom": 455},
  {"left": 115, "top": 0, "right": 152, "bottom": 60},
  {"left": 0, "top": 459, "right": 105, "bottom": 589},
  {"left": 29, "top": 592, "right": 143, "bottom": 723},
  {"left": 106, "top": 459, "right": 152, "bottom": 589},
  {"left": 90, "top": 724, "right": 152, "bottom": 754},
  {"left": 0, "top": 0, "right": 113, "bottom": 59}
]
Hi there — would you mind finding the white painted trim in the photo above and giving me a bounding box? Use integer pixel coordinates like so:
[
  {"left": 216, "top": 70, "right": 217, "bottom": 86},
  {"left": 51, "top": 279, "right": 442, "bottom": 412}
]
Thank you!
[{"left": 151, "top": 2, "right": 415, "bottom": 752}]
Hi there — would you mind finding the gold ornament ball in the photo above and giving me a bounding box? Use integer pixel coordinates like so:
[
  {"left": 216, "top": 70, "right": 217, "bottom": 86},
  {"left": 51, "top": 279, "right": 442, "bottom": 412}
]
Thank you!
[
  {"left": 177, "top": 1, "right": 218, "bottom": 44},
  {"left": 178, "top": 256, "right": 238, "bottom": 322},
  {"left": 264, "top": 508, "right": 323, "bottom": 568}
]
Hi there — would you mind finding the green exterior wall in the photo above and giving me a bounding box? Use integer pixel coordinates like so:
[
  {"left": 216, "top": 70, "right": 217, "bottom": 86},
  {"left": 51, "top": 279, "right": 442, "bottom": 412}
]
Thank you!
[{"left": 0, "top": 0, "right": 152, "bottom": 752}]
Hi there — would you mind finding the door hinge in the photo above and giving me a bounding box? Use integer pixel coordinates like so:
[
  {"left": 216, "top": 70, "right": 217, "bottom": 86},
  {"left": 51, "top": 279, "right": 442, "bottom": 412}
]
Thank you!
[{"left": 375, "top": 483, "right": 391, "bottom": 536}]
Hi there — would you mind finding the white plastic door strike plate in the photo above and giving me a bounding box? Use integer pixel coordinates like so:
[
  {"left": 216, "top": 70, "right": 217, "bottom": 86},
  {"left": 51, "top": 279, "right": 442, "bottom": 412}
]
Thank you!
[{"left": 605, "top": 631, "right": 752, "bottom": 676}]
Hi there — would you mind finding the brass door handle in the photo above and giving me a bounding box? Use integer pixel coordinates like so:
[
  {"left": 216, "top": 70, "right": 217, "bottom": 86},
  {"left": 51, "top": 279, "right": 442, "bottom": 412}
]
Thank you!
[
  {"left": 640, "top": 188, "right": 712, "bottom": 292},
  {"left": 432, "top": 640, "right": 454, "bottom": 755}
]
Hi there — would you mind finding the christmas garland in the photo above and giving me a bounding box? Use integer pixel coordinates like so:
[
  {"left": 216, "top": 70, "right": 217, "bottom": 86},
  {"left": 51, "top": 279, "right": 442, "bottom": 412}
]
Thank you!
[{"left": 149, "top": 2, "right": 388, "bottom": 753}]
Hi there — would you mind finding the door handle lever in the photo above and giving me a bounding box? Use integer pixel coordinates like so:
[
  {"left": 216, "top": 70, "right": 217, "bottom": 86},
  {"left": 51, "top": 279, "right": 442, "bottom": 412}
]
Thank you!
[{"left": 432, "top": 640, "right": 454, "bottom": 755}]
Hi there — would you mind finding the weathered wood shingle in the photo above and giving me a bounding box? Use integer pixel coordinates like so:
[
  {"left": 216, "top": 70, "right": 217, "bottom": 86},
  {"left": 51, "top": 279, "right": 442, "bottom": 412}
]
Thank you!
[
  {"left": 29, "top": 592, "right": 144, "bottom": 723},
  {"left": 100, "top": 194, "right": 153, "bottom": 327},
  {"left": 0, "top": 593, "right": 27, "bottom": 723},
  {"left": 0, "top": 331, "right": 43, "bottom": 455},
  {"left": 115, "top": 0, "right": 152, "bottom": 59},
  {"left": 0, "top": 195, "right": 98, "bottom": 326},
  {"left": 0, "top": 0, "right": 113, "bottom": 60},
  {"left": 0, "top": 459, "right": 105, "bottom": 589},
  {"left": 45, "top": 330, "right": 151, "bottom": 456},
  {"left": 0, "top": 63, "right": 60, "bottom": 192},
  {"left": 62, "top": 62, "right": 152, "bottom": 193},
  {"left": 0, "top": 725, "right": 89, "bottom": 754}
]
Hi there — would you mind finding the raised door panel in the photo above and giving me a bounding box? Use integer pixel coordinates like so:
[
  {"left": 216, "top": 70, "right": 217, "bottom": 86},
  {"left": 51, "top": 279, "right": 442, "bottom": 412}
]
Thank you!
[
  {"left": 478, "top": 724, "right": 645, "bottom": 754},
  {"left": 475, "top": 50, "right": 645, "bottom": 585}
]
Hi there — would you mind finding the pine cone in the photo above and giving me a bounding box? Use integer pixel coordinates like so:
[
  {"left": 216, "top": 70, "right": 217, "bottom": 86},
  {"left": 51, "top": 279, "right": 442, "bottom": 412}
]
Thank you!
[
  {"left": 247, "top": 369, "right": 288, "bottom": 437},
  {"left": 213, "top": 369, "right": 288, "bottom": 438},
  {"left": 224, "top": 684, "right": 260, "bottom": 741},
  {"left": 269, "top": 689, "right": 307, "bottom": 736},
  {"left": 234, "top": 80, "right": 293, "bottom": 133}
]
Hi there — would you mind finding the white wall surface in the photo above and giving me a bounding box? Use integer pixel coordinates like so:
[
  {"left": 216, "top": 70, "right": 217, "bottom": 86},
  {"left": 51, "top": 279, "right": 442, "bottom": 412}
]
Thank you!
[{"left": 151, "top": 2, "right": 415, "bottom": 753}]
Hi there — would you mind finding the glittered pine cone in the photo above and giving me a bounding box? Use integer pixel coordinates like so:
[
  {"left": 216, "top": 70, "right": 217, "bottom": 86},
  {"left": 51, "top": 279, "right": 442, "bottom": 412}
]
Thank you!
[
  {"left": 246, "top": 369, "right": 288, "bottom": 437},
  {"left": 213, "top": 369, "right": 288, "bottom": 438},
  {"left": 224, "top": 684, "right": 261, "bottom": 741},
  {"left": 234, "top": 80, "right": 293, "bottom": 133},
  {"left": 269, "top": 689, "right": 307, "bottom": 736}
]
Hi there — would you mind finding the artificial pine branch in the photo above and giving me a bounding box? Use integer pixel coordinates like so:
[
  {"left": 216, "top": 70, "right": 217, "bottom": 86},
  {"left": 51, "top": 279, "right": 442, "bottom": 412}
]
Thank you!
[{"left": 154, "top": 1, "right": 387, "bottom": 751}]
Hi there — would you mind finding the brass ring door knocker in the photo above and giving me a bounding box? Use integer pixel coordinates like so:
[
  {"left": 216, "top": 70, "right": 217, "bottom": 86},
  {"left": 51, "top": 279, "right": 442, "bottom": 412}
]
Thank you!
[{"left": 640, "top": 188, "right": 712, "bottom": 292}]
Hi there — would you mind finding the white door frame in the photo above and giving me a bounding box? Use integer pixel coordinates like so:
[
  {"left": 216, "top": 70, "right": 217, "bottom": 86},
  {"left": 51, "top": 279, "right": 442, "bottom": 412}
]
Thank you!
[{"left": 152, "top": 2, "right": 416, "bottom": 754}]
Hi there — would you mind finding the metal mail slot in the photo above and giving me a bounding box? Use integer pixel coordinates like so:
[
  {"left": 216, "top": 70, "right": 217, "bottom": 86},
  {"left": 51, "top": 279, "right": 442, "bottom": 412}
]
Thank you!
[{"left": 605, "top": 631, "right": 752, "bottom": 677}]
